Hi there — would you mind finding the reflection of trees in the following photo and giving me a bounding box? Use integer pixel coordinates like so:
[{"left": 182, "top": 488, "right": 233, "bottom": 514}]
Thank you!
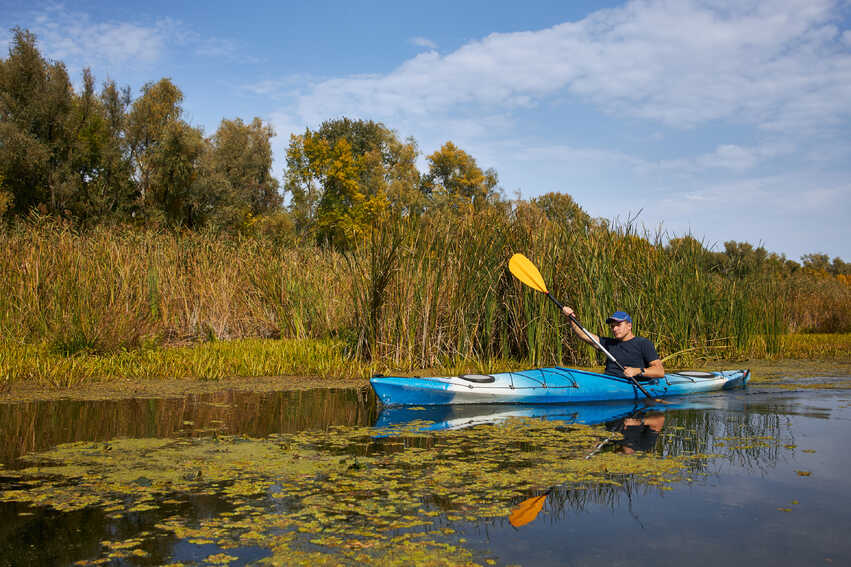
[
  {"left": 542, "top": 480, "right": 652, "bottom": 527},
  {"left": 508, "top": 405, "right": 794, "bottom": 523},
  {"left": 0, "top": 388, "right": 378, "bottom": 465},
  {"left": 656, "top": 406, "right": 790, "bottom": 474},
  {"left": 0, "top": 490, "right": 233, "bottom": 566}
]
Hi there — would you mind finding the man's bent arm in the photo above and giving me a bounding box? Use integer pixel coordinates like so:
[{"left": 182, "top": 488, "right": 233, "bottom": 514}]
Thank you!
[{"left": 561, "top": 306, "right": 600, "bottom": 345}]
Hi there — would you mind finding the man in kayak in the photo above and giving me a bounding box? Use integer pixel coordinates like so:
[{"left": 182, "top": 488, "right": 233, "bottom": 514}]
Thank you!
[{"left": 561, "top": 307, "right": 665, "bottom": 381}]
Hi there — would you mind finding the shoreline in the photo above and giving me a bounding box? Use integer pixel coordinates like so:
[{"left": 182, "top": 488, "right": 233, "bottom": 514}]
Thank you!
[
  {"left": 2, "top": 358, "right": 848, "bottom": 404},
  {"left": 0, "top": 375, "right": 371, "bottom": 403}
]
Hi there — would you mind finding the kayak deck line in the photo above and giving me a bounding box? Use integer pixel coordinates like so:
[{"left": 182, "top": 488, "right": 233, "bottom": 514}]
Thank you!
[
  {"left": 438, "top": 371, "right": 582, "bottom": 390},
  {"left": 370, "top": 367, "right": 751, "bottom": 407}
]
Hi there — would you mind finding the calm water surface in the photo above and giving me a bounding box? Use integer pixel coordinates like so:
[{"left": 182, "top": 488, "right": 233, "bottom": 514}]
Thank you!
[{"left": 1, "top": 381, "right": 849, "bottom": 566}]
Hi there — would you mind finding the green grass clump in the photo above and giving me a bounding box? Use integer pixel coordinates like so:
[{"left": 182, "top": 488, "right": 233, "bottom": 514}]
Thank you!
[
  {"left": 0, "top": 338, "right": 367, "bottom": 388},
  {"left": 778, "top": 333, "right": 851, "bottom": 359}
]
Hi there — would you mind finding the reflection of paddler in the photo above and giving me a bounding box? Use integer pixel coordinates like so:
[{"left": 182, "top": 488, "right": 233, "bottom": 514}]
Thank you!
[
  {"left": 511, "top": 410, "right": 669, "bottom": 528},
  {"left": 606, "top": 412, "right": 665, "bottom": 454}
]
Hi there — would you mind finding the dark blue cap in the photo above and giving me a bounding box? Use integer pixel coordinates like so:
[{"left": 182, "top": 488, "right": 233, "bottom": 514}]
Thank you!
[{"left": 606, "top": 311, "right": 632, "bottom": 324}]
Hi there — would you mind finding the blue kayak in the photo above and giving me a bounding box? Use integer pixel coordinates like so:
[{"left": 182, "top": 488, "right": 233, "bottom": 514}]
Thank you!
[{"left": 370, "top": 367, "right": 750, "bottom": 406}]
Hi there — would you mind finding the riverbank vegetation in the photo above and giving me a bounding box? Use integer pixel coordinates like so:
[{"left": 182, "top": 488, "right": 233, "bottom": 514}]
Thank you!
[
  {"left": 1, "top": 29, "right": 849, "bottom": 390},
  {"left": 1, "top": 219, "right": 848, "bottom": 390}
]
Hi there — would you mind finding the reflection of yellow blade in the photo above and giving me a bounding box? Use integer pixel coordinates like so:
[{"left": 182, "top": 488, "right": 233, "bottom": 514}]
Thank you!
[
  {"left": 508, "top": 493, "right": 548, "bottom": 527},
  {"left": 508, "top": 254, "right": 548, "bottom": 294}
]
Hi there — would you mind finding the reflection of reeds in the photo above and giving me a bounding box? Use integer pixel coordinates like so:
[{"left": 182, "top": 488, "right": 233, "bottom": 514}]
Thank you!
[
  {"left": 0, "top": 211, "right": 835, "bottom": 386},
  {"left": 0, "top": 388, "right": 377, "bottom": 466}
]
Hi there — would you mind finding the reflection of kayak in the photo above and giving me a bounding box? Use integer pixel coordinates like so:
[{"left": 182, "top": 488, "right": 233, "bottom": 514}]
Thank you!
[
  {"left": 373, "top": 396, "right": 728, "bottom": 433},
  {"left": 370, "top": 368, "right": 750, "bottom": 407},
  {"left": 375, "top": 401, "right": 646, "bottom": 432}
]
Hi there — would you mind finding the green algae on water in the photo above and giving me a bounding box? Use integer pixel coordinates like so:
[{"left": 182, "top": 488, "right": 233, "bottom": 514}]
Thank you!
[{"left": 2, "top": 418, "right": 698, "bottom": 565}]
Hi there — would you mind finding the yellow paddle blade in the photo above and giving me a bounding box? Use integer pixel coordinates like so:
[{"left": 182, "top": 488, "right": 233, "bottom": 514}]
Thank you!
[
  {"left": 509, "top": 493, "right": 548, "bottom": 527},
  {"left": 508, "top": 253, "right": 549, "bottom": 294}
]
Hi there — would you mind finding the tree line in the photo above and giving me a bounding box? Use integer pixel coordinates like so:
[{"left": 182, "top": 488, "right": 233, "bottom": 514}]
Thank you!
[
  {"left": 0, "top": 28, "right": 502, "bottom": 242},
  {"left": 1, "top": 27, "right": 847, "bottom": 279}
]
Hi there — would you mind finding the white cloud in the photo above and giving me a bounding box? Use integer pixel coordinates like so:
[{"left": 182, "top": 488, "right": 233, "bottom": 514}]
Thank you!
[
  {"left": 410, "top": 36, "right": 438, "bottom": 50},
  {"left": 12, "top": 3, "right": 244, "bottom": 71},
  {"left": 508, "top": 140, "right": 794, "bottom": 179},
  {"left": 656, "top": 174, "right": 849, "bottom": 218},
  {"left": 29, "top": 8, "right": 169, "bottom": 65},
  {"left": 241, "top": 75, "right": 316, "bottom": 98},
  {"left": 272, "top": 0, "right": 850, "bottom": 136}
]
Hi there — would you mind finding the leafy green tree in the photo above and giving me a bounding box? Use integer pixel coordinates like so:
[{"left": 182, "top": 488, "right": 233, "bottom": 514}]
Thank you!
[
  {"left": 721, "top": 241, "right": 768, "bottom": 278},
  {"left": 531, "top": 192, "right": 591, "bottom": 228},
  {"left": 60, "top": 70, "right": 136, "bottom": 222},
  {"left": 313, "top": 118, "right": 421, "bottom": 214},
  {"left": 89, "top": 79, "right": 135, "bottom": 220},
  {"left": 126, "top": 78, "right": 209, "bottom": 226},
  {"left": 802, "top": 253, "right": 830, "bottom": 273},
  {"left": 207, "top": 117, "right": 281, "bottom": 220},
  {"left": 148, "top": 120, "right": 206, "bottom": 226},
  {"left": 0, "top": 28, "right": 74, "bottom": 215},
  {"left": 422, "top": 141, "right": 499, "bottom": 210},
  {"left": 126, "top": 78, "right": 184, "bottom": 205},
  {"left": 831, "top": 257, "right": 850, "bottom": 276}
]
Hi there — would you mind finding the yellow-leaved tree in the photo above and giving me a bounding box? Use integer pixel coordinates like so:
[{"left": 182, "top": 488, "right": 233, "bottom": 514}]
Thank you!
[
  {"left": 284, "top": 118, "right": 421, "bottom": 248},
  {"left": 422, "top": 141, "right": 500, "bottom": 212}
]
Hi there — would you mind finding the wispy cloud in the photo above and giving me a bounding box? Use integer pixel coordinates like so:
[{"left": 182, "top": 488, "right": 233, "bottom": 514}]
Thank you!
[
  {"left": 25, "top": 4, "right": 171, "bottom": 65},
  {"left": 658, "top": 174, "right": 849, "bottom": 218},
  {"left": 510, "top": 141, "right": 794, "bottom": 178},
  {"left": 650, "top": 142, "right": 796, "bottom": 174},
  {"left": 514, "top": 144, "right": 648, "bottom": 169},
  {"left": 7, "top": 3, "right": 245, "bottom": 71},
  {"left": 409, "top": 36, "right": 438, "bottom": 50}
]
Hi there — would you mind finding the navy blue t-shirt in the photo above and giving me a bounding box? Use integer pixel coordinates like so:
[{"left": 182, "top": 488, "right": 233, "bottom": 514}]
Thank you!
[{"left": 600, "top": 336, "right": 659, "bottom": 379}]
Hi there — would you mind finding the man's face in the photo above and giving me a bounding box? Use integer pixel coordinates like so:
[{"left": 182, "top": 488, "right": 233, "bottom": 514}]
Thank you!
[{"left": 608, "top": 320, "right": 632, "bottom": 340}]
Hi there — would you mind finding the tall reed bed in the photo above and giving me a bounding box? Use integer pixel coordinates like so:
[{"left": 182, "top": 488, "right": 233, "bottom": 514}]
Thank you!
[
  {"left": 786, "top": 273, "right": 851, "bottom": 333},
  {"left": 0, "top": 220, "right": 347, "bottom": 355},
  {"left": 346, "top": 210, "right": 787, "bottom": 370},
  {"left": 0, "top": 211, "right": 801, "bottom": 386}
]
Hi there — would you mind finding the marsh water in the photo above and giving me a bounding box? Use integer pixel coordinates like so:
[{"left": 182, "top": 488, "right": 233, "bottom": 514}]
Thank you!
[{"left": 1, "top": 377, "right": 849, "bottom": 566}]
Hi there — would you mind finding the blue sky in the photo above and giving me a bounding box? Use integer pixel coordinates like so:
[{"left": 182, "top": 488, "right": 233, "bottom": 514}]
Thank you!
[{"left": 2, "top": 0, "right": 850, "bottom": 261}]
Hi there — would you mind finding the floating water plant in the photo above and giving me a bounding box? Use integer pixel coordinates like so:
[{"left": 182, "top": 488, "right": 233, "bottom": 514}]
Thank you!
[{"left": 1, "top": 418, "right": 700, "bottom": 565}]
